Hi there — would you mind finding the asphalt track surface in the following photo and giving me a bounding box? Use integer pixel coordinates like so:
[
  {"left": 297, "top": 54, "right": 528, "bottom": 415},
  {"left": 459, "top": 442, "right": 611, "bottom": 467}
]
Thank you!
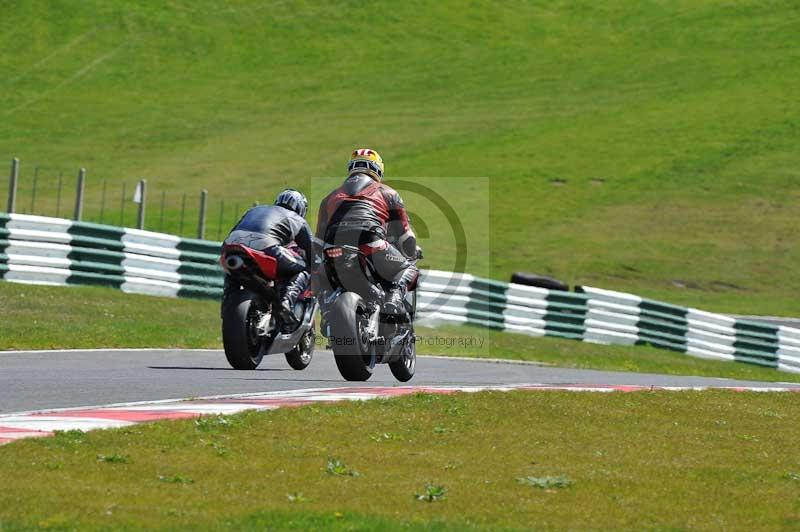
[{"left": 2, "top": 348, "right": 800, "bottom": 415}]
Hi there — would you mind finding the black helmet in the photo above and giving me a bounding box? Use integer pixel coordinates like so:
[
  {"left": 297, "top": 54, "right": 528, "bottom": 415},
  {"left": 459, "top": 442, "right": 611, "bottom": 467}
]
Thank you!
[{"left": 274, "top": 189, "right": 308, "bottom": 217}]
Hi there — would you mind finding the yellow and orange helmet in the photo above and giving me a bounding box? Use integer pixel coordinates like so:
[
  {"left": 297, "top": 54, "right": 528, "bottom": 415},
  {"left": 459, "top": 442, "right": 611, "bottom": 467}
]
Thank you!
[{"left": 347, "top": 148, "right": 384, "bottom": 181}]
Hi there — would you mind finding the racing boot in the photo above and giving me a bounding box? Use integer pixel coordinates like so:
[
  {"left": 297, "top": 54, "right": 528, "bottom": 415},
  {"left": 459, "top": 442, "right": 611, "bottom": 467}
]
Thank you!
[
  {"left": 382, "top": 267, "right": 419, "bottom": 316},
  {"left": 279, "top": 271, "right": 310, "bottom": 328},
  {"left": 383, "top": 286, "right": 406, "bottom": 316}
]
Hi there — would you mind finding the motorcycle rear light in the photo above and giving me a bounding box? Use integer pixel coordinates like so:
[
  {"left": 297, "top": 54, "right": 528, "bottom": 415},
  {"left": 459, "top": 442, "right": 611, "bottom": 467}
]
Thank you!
[{"left": 325, "top": 247, "right": 344, "bottom": 258}]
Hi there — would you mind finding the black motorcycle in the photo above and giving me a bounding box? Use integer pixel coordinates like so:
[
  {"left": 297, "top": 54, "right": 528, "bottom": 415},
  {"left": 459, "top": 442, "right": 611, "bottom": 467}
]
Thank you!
[
  {"left": 319, "top": 243, "right": 417, "bottom": 382},
  {"left": 219, "top": 243, "right": 317, "bottom": 371}
]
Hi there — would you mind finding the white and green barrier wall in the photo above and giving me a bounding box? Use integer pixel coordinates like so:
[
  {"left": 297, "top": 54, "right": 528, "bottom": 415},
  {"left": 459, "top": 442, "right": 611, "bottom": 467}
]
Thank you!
[
  {"left": 416, "top": 272, "right": 800, "bottom": 374},
  {"left": 2, "top": 213, "right": 799, "bottom": 373},
  {"left": 0, "top": 213, "right": 222, "bottom": 298}
]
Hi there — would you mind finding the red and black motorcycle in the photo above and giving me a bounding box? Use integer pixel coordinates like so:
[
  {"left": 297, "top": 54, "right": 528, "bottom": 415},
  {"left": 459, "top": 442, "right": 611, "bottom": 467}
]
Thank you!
[{"left": 219, "top": 243, "right": 316, "bottom": 371}]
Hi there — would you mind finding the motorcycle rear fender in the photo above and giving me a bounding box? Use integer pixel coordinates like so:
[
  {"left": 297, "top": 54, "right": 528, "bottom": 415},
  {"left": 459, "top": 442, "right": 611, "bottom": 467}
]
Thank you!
[{"left": 221, "top": 243, "right": 278, "bottom": 279}]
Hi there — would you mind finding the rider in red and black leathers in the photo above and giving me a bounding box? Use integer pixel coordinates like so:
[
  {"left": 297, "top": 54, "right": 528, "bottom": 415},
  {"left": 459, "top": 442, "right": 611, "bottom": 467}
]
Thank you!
[{"left": 316, "top": 171, "right": 419, "bottom": 314}]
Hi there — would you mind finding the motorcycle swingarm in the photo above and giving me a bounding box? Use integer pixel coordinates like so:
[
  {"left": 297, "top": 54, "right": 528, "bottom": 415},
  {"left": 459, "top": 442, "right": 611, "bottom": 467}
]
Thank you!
[
  {"left": 375, "top": 329, "right": 414, "bottom": 363},
  {"left": 259, "top": 300, "right": 318, "bottom": 357}
]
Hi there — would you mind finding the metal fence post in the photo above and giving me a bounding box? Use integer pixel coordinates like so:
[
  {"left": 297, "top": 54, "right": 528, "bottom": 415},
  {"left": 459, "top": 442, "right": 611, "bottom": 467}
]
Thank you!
[
  {"left": 216, "top": 199, "right": 224, "bottom": 240},
  {"left": 179, "top": 193, "right": 186, "bottom": 235},
  {"left": 159, "top": 190, "right": 166, "bottom": 232},
  {"left": 29, "top": 165, "right": 39, "bottom": 214},
  {"left": 136, "top": 179, "right": 147, "bottom": 230},
  {"left": 73, "top": 168, "right": 85, "bottom": 221},
  {"left": 7, "top": 158, "right": 19, "bottom": 213},
  {"left": 120, "top": 182, "right": 127, "bottom": 226},
  {"left": 99, "top": 179, "right": 107, "bottom": 224},
  {"left": 56, "top": 172, "right": 63, "bottom": 217},
  {"left": 197, "top": 189, "right": 208, "bottom": 239}
]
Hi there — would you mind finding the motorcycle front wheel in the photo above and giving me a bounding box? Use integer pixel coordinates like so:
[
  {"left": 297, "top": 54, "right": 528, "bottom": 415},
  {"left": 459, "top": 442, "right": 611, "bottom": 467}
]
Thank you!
[
  {"left": 329, "top": 292, "right": 375, "bottom": 381},
  {"left": 389, "top": 291, "right": 417, "bottom": 382},
  {"left": 285, "top": 328, "right": 314, "bottom": 370},
  {"left": 389, "top": 330, "right": 416, "bottom": 382}
]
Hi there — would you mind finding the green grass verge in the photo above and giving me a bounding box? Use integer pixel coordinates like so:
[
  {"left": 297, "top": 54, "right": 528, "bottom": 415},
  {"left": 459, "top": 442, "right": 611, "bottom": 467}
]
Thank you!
[
  {"left": 1, "top": 1, "right": 799, "bottom": 315},
  {"left": 2, "top": 282, "right": 799, "bottom": 383},
  {"left": 1, "top": 391, "right": 800, "bottom": 530},
  {"left": 0, "top": 282, "right": 220, "bottom": 350},
  {"left": 415, "top": 324, "right": 800, "bottom": 384}
]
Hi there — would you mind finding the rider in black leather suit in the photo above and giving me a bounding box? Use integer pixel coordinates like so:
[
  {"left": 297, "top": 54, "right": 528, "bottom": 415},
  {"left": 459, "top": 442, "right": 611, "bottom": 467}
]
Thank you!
[{"left": 223, "top": 189, "right": 314, "bottom": 324}]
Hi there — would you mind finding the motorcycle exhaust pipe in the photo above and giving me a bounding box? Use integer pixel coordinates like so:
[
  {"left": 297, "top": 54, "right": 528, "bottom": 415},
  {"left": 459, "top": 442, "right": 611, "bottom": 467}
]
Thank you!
[{"left": 224, "top": 254, "right": 245, "bottom": 271}]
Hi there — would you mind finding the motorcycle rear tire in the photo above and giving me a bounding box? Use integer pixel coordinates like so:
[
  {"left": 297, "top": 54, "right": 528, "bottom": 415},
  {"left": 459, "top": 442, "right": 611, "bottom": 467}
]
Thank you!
[
  {"left": 330, "top": 292, "right": 374, "bottom": 381},
  {"left": 222, "top": 289, "right": 265, "bottom": 370}
]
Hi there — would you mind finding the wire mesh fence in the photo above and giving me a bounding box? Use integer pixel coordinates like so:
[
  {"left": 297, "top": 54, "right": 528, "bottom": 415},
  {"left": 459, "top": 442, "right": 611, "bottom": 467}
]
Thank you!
[{"left": 2, "top": 157, "right": 251, "bottom": 240}]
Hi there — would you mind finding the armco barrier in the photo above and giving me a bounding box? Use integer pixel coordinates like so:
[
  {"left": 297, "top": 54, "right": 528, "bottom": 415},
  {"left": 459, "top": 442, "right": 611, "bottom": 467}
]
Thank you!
[
  {"left": 415, "top": 270, "right": 800, "bottom": 374},
  {"left": 575, "top": 286, "right": 800, "bottom": 374},
  {"left": 0, "top": 213, "right": 222, "bottom": 298},
  {"left": 2, "top": 213, "right": 799, "bottom": 374}
]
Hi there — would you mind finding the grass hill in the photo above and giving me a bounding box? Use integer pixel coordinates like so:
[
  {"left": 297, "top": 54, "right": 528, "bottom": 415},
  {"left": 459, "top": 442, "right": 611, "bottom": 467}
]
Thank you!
[{"left": 1, "top": 0, "right": 799, "bottom": 315}]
